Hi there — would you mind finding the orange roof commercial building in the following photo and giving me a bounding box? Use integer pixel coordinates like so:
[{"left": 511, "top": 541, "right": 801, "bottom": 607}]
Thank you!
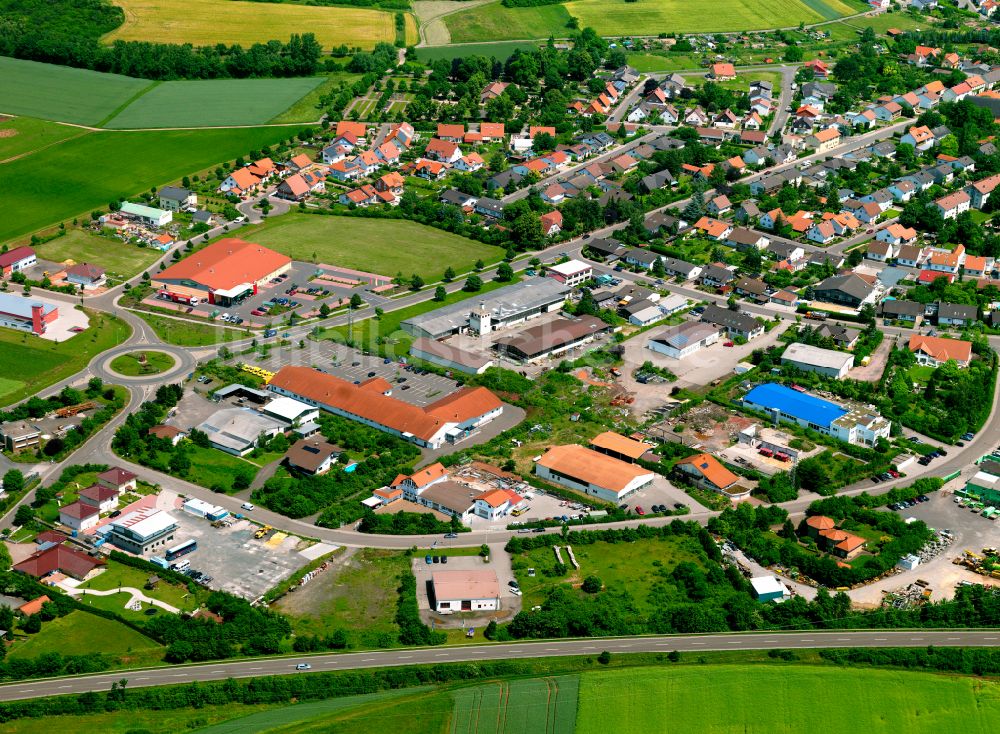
[
  {"left": 268, "top": 366, "right": 504, "bottom": 450},
  {"left": 151, "top": 238, "right": 292, "bottom": 307},
  {"left": 674, "top": 453, "right": 750, "bottom": 500},
  {"left": 588, "top": 431, "right": 654, "bottom": 463},
  {"left": 431, "top": 570, "right": 501, "bottom": 613},
  {"left": 535, "top": 444, "right": 655, "bottom": 502}
]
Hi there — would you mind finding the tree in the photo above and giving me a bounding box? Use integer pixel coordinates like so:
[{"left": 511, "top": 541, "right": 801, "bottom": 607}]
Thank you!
[
  {"left": 581, "top": 575, "right": 602, "bottom": 593},
  {"left": 409, "top": 274, "right": 425, "bottom": 291},
  {"left": 464, "top": 275, "right": 483, "bottom": 292},
  {"left": 20, "top": 614, "right": 41, "bottom": 634},
  {"left": 651, "top": 257, "right": 666, "bottom": 277},
  {"left": 350, "top": 293, "right": 364, "bottom": 309},
  {"left": 597, "top": 650, "right": 612, "bottom": 665},
  {"left": 434, "top": 285, "right": 447, "bottom": 301},
  {"left": 319, "top": 303, "right": 331, "bottom": 318},
  {"left": 13, "top": 505, "right": 33, "bottom": 526},
  {"left": 443, "top": 266, "right": 456, "bottom": 282},
  {"left": 496, "top": 262, "right": 515, "bottom": 282},
  {"left": 474, "top": 259, "right": 485, "bottom": 271},
  {"left": 3, "top": 469, "right": 25, "bottom": 495}
]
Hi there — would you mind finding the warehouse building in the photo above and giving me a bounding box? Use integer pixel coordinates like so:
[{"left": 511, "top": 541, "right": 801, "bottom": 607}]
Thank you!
[
  {"left": 493, "top": 315, "right": 610, "bottom": 362},
  {"left": 647, "top": 321, "right": 722, "bottom": 359},
  {"left": 741, "top": 383, "right": 890, "bottom": 446},
  {"left": 0, "top": 292, "right": 58, "bottom": 336},
  {"left": 401, "top": 279, "right": 569, "bottom": 339},
  {"left": 535, "top": 444, "right": 655, "bottom": 502},
  {"left": 196, "top": 407, "right": 285, "bottom": 456},
  {"left": 261, "top": 397, "right": 320, "bottom": 426},
  {"left": 781, "top": 342, "right": 854, "bottom": 379},
  {"left": 410, "top": 337, "right": 494, "bottom": 375},
  {"left": 152, "top": 238, "right": 292, "bottom": 307},
  {"left": 431, "top": 570, "right": 501, "bottom": 613},
  {"left": 589, "top": 431, "right": 654, "bottom": 463},
  {"left": 750, "top": 576, "right": 789, "bottom": 602},
  {"left": 546, "top": 259, "right": 593, "bottom": 287},
  {"left": 120, "top": 201, "right": 172, "bottom": 227},
  {"left": 268, "top": 366, "right": 503, "bottom": 450}
]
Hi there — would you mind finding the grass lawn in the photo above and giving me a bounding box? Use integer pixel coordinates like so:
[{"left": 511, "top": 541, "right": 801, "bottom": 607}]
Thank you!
[
  {"left": 135, "top": 312, "right": 245, "bottom": 347},
  {"left": 7, "top": 610, "right": 162, "bottom": 661},
  {"left": 109, "top": 350, "right": 177, "bottom": 376},
  {"left": 318, "top": 276, "right": 515, "bottom": 357},
  {"left": 106, "top": 0, "right": 415, "bottom": 49},
  {"left": 908, "top": 365, "right": 936, "bottom": 385},
  {"left": 0, "top": 57, "right": 152, "bottom": 126},
  {"left": 415, "top": 41, "right": 541, "bottom": 63},
  {"left": 80, "top": 561, "right": 204, "bottom": 611},
  {"left": 30, "top": 229, "right": 162, "bottom": 279},
  {"left": 444, "top": 1, "right": 571, "bottom": 43},
  {"left": 627, "top": 53, "right": 703, "bottom": 73},
  {"left": 0, "top": 310, "right": 131, "bottom": 407},
  {"left": 275, "top": 548, "right": 408, "bottom": 647},
  {"left": 0, "top": 125, "right": 301, "bottom": 243},
  {"left": 104, "top": 78, "right": 325, "bottom": 129},
  {"left": 575, "top": 665, "right": 1000, "bottom": 733},
  {"left": 243, "top": 214, "right": 502, "bottom": 281},
  {"left": 179, "top": 444, "right": 259, "bottom": 492},
  {"left": 512, "top": 535, "right": 707, "bottom": 613},
  {"left": 269, "top": 73, "right": 363, "bottom": 124},
  {"left": 0, "top": 116, "right": 87, "bottom": 162}
]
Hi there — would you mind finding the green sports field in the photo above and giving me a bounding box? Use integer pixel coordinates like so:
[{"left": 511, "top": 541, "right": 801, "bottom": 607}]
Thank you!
[
  {"left": 576, "top": 666, "right": 1000, "bottom": 733},
  {"left": 0, "top": 125, "right": 300, "bottom": 243},
  {"left": 446, "top": 0, "right": 864, "bottom": 41},
  {"left": 103, "top": 77, "right": 325, "bottom": 129},
  {"left": 243, "top": 214, "right": 502, "bottom": 281},
  {"left": 0, "top": 57, "right": 152, "bottom": 126}
]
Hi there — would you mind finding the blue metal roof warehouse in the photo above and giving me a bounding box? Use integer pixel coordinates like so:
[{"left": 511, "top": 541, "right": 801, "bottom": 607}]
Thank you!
[{"left": 742, "top": 383, "right": 846, "bottom": 429}]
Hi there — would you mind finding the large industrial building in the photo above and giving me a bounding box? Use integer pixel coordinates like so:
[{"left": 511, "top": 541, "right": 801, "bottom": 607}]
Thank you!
[
  {"left": 781, "top": 343, "right": 854, "bottom": 379},
  {"left": 401, "top": 279, "right": 569, "bottom": 339},
  {"left": 494, "top": 315, "right": 610, "bottom": 362},
  {"left": 152, "top": 238, "right": 292, "bottom": 307},
  {"left": 0, "top": 292, "right": 58, "bottom": 336},
  {"left": 103, "top": 509, "right": 178, "bottom": 555},
  {"left": 741, "top": 383, "right": 890, "bottom": 447},
  {"left": 409, "top": 337, "right": 494, "bottom": 374},
  {"left": 196, "top": 407, "right": 286, "bottom": 456},
  {"left": 534, "top": 444, "right": 655, "bottom": 502},
  {"left": 267, "top": 366, "right": 503, "bottom": 450}
]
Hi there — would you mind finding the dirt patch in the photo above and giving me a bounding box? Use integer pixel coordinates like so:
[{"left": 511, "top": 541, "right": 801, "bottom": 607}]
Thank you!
[
  {"left": 0, "top": 129, "right": 17, "bottom": 139},
  {"left": 664, "top": 404, "right": 756, "bottom": 452}
]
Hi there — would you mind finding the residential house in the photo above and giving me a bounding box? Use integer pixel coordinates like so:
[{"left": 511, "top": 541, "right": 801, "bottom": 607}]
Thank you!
[
  {"left": 813, "top": 273, "right": 878, "bottom": 308},
  {"left": 701, "top": 304, "right": 764, "bottom": 340},
  {"left": 424, "top": 138, "right": 462, "bottom": 163},
  {"left": 937, "top": 302, "right": 978, "bottom": 327},
  {"left": 880, "top": 299, "right": 924, "bottom": 324},
  {"left": 901, "top": 125, "right": 935, "bottom": 150},
  {"left": 693, "top": 216, "right": 733, "bottom": 241},
  {"left": 876, "top": 223, "right": 917, "bottom": 249},
  {"left": 934, "top": 191, "right": 971, "bottom": 220},
  {"left": 726, "top": 228, "right": 769, "bottom": 251},
  {"left": 908, "top": 334, "right": 973, "bottom": 367},
  {"left": 540, "top": 210, "right": 563, "bottom": 236}
]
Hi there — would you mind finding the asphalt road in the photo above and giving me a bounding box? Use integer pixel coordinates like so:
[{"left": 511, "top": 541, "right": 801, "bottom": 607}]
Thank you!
[{"left": 1, "top": 630, "right": 997, "bottom": 701}]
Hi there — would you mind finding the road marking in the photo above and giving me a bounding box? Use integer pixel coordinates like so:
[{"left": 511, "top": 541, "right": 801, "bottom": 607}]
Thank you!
[
  {"left": 173, "top": 674, "right": 187, "bottom": 677},
  {"left": 800, "top": 639, "right": 813, "bottom": 642},
  {"left": 726, "top": 640, "right": 740, "bottom": 644},
  {"left": 985, "top": 637, "right": 998, "bottom": 640},
  {"left": 399, "top": 655, "right": 413, "bottom": 659},
  {"left": 947, "top": 637, "right": 960, "bottom": 641},
  {"left": 58, "top": 685, "right": 71, "bottom": 689},
  {"left": 362, "top": 658, "right": 375, "bottom": 662},
  {"left": 691, "top": 642, "right": 705, "bottom": 646},
  {"left": 436, "top": 653, "right": 448, "bottom": 657},
  {"left": 873, "top": 638, "right": 886, "bottom": 641},
  {"left": 134, "top": 677, "right": 149, "bottom": 681},
  {"left": 249, "top": 667, "right": 262, "bottom": 671}
]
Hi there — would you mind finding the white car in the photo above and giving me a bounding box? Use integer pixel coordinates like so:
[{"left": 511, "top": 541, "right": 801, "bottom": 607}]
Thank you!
[
  {"left": 295, "top": 663, "right": 312, "bottom": 671},
  {"left": 510, "top": 588, "right": 522, "bottom": 597}
]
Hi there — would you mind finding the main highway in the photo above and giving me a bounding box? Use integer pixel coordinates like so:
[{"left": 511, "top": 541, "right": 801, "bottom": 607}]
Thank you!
[{"left": 0, "top": 630, "right": 997, "bottom": 701}]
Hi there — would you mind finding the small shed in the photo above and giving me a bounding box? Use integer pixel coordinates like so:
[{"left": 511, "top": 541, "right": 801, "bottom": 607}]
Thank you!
[{"left": 750, "top": 575, "right": 788, "bottom": 602}]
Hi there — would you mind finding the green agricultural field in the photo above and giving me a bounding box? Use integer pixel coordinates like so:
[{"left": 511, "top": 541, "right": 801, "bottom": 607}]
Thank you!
[
  {"left": 0, "top": 116, "right": 87, "bottom": 162},
  {"left": 30, "top": 229, "right": 162, "bottom": 278},
  {"left": 450, "top": 676, "right": 579, "bottom": 734},
  {"left": 7, "top": 610, "right": 162, "bottom": 661},
  {"left": 445, "top": 2, "right": 572, "bottom": 43},
  {"left": 576, "top": 666, "right": 1000, "bottom": 733},
  {"left": 447, "top": 0, "right": 863, "bottom": 41},
  {"left": 0, "top": 57, "right": 153, "bottom": 126},
  {"left": 0, "top": 310, "right": 131, "bottom": 406},
  {"left": 104, "top": 78, "right": 325, "bottom": 129},
  {"left": 136, "top": 313, "right": 244, "bottom": 347},
  {"left": 415, "top": 41, "right": 542, "bottom": 63},
  {"left": 107, "top": 0, "right": 416, "bottom": 49},
  {"left": 244, "top": 214, "right": 502, "bottom": 281},
  {"left": 268, "top": 73, "right": 363, "bottom": 124},
  {"left": 0, "top": 125, "right": 301, "bottom": 243}
]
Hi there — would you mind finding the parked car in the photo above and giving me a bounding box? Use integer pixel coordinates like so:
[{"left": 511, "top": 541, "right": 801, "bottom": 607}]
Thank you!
[
  {"left": 723, "top": 341, "right": 734, "bottom": 347},
  {"left": 444, "top": 532, "right": 458, "bottom": 539},
  {"left": 296, "top": 664, "right": 312, "bottom": 671}
]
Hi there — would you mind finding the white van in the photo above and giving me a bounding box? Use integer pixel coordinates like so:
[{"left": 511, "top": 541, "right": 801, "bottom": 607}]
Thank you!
[
  {"left": 241, "top": 502, "right": 255, "bottom": 511},
  {"left": 171, "top": 559, "right": 191, "bottom": 572}
]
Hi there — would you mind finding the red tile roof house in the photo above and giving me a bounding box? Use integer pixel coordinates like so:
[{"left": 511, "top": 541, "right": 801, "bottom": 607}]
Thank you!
[
  {"left": 540, "top": 210, "right": 563, "bottom": 236},
  {"left": 18, "top": 595, "right": 51, "bottom": 616},
  {"left": 0, "top": 246, "right": 36, "bottom": 277},
  {"left": 97, "top": 467, "right": 137, "bottom": 493},
  {"left": 78, "top": 483, "right": 120, "bottom": 513},
  {"left": 58, "top": 500, "right": 100, "bottom": 532},
  {"left": 423, "top": 138, "right": 463, "bottom": 164},
  {"left": 13, "top": 544, "right": 106, "bottom": 582}
]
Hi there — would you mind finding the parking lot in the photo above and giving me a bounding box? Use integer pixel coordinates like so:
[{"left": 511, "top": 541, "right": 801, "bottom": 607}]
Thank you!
[
  {"left": 161, "top": 509, "right": 312, "bottom": 600},
  {"left": 624, "top": 473, "right": 710, "bottom": 513}
]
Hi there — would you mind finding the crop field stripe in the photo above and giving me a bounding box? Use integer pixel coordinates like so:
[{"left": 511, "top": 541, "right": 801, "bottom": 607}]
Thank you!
[
  {"left": 96, "top": 80, "right": 161, "bottom": 128},
  {"left": 549, "top": 675, "right": 579, "bottom": 734}
]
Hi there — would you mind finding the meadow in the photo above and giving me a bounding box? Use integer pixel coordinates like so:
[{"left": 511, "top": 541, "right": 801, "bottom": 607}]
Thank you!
[
  {"left": 268, "top": 72, "right": 363, "bottom": 124},
  {"left": 0, "top": 125, "right": 300, "bottom": 242},
  {"left": 103, "top": 78, "right": 325, "bottom": 129},
  {"left": 32, "top": 229, "right": 162, "bottom": 279},
  {"left": 0, "top": 311, "right": 131, "bottom": 406},
  {"left": 244, "top": 214, "right": 502, "bottom": 280},
  {"left": 576, "top": 665, "right": 1000, "bottom": 733},
  {"left": 0, "top": 116, "right": 86, "bottom": 162},
  {"left": 446, "top": 0, "right": 864, "bottom": 41},
  {"left": 415, "top": 41, "right": 542, "bottom": 63},
  {"left": 0, "top": 57, "right": 152, "bottom": 126},
  {"left": 7, "top": 610, "right": 162, "bottom": 661},
  {"left": 106, "top": 0, "right": 416, "bottom": 49}
]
